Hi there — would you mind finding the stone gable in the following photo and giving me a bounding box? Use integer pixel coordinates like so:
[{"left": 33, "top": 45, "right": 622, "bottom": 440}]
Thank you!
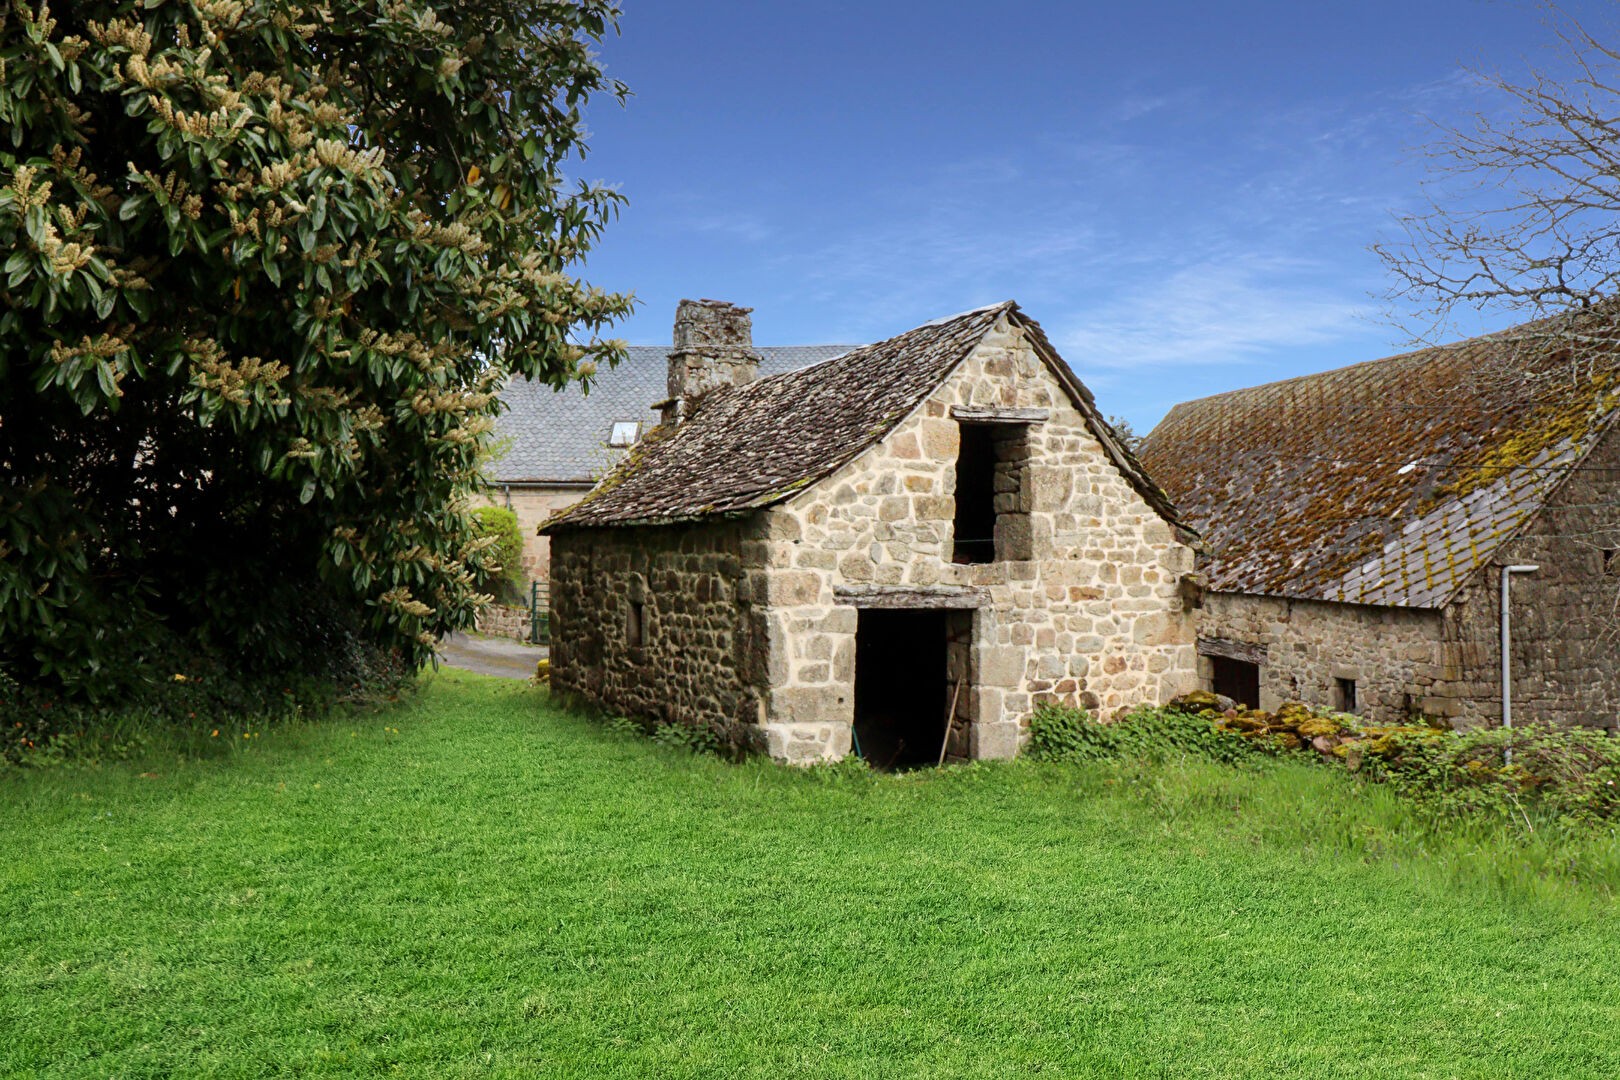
[
  {"left": 547, "top": 306, "right": 1200, "bottom": 764},
  {"left": 752, "top": 313, "right": 1198, "bottom": 759}
]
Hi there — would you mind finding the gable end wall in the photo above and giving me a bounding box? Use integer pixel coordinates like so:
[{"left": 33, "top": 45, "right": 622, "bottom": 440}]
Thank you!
[
  {"left": 753, "top": 316, "right": 1199, "bottom": 757},
  {"left": 1440, "top": 419, "right": 1620, "bottom": 730}
]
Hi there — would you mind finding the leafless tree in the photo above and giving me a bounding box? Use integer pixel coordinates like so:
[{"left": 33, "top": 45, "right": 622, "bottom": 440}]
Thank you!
[
  {"left": 1374, "top": 2, "right": 1620, "bottom": 635},
  {"left": 1376, "top": 5, "right": 1620, "bottom": 360}
]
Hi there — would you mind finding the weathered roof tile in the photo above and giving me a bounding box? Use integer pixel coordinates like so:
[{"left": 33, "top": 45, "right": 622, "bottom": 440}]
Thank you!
[
  {"left": 542, "top": 302, "right": 1187, "bottom": 534},
  {"left": 1139, "top": 316, "right": 1620, "bottom": 608}
]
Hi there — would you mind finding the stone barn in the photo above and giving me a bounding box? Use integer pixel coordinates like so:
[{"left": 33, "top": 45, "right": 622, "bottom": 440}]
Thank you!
[
  {"left": 540, "top": 299, "right": 1201, "bottom": 765},
  {"left": 1138, "top": 318, "right": 1620, "bottom": 730}
]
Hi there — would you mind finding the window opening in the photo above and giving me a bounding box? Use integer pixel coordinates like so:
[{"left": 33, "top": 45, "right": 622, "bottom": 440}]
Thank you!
[
  {"left": 1335, "top": 677, "right": 1358, "bottom": 714},
  {"left": 627, "top": 599, "right": 644, "bottom": 648},
  {"left": 609, "top": 421, "right": 641, "bottom": 448},
  {"left": 951, "top": 422, "right": 1031, "bottom": 563},
  {"left": 1210, "top": 656, "right": 1260, "bottom": 710}
]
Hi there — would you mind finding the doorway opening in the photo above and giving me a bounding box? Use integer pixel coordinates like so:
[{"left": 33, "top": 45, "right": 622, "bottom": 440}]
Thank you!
[
  {"left": 1210, "top": 655, "right": 1260, "bottom": 709},
  {"left": 853, "top": 609, "right": 972, "bottom": 769}
]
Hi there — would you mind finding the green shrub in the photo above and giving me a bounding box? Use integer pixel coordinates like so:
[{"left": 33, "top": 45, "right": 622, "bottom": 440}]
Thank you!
[
  {"left": 1030, "top": 701, "right": 1620, "bottom": 830},
  {"left": 471, "top": 506, "right": 527, "bottom": 606},
  {"left": 1028, "top": 703, "right": 1267, "bottom": 767},
  {"left": 1362, "top": 723, "right": 1620, "bottom": 828}
]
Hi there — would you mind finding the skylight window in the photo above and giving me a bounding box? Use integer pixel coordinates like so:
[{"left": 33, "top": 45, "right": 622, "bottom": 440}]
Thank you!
[{"left": 608, "top": 421, "right": 641, "bottom": 448}]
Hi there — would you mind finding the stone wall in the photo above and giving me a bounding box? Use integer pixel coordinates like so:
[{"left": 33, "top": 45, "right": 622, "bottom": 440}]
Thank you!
[
  {"left": 474, "top": 602, "right": 535, "bottom": 642},
  {"left": 753, "top": 315, "right": 1200, "bottom": 761},
  {"left": 476, "top": 484, "right": 590, "bottom": 583},
  {"left": 1440, "top": 422, "right": 1620, "bottom": 731},
  {"left": 1195, "top": 425, "right": 1620, "bottom": 731},
  {"left": 548, "top": 518, "right": 768, "bottom": 739},
  {"left": 1197, "top": 592, "right": 1447, "bottom": 723}
]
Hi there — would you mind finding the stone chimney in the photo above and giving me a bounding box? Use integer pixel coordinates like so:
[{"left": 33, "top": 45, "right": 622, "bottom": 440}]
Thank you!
[{"left": 659, "top": 299, "right": 762, "bottom": 425}]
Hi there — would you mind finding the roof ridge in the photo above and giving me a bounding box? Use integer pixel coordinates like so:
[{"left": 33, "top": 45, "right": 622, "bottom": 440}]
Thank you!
[
  {"left": 1158, "top": 308, "right": 1609, "bottom": 416},
  {"left": 728, "top": 303, "right": 1016, "bottom": 399}
]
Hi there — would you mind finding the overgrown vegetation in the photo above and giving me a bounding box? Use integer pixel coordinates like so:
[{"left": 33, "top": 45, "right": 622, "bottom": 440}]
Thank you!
[
  {"left": 1, "top": 631, "right": 410, "bottom": 767},
  {"left": 0, "top": 2, "right": 631, "bottom": 717},
  {"left": 470, "top": 505, "right": 526, "bottom": 606},
  {"left": 1029, "top": 699, "right": 1620, "bottom": 832},
  {"left": 3, "top": 672, "right": 1618, "bottom": 1077}
]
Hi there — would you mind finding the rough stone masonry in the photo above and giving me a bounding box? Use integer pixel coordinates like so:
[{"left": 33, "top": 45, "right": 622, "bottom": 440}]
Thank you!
[{"left": 543, "top": 300, "right": 1202, "bottom": 763}]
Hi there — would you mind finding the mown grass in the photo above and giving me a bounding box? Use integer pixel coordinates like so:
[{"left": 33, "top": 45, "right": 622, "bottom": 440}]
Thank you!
[{"left": 3, "top": 669, "right": 1619, "bottom": 1078}]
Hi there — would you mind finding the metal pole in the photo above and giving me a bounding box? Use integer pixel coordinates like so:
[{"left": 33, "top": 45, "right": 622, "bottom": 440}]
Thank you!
[{"left": 1500, "top": 564, "right": 1539, "bottom": 765}]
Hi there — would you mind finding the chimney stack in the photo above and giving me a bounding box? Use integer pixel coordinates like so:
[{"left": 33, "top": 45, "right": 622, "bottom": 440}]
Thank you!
[{"left": 660, "top": 299, "right": 762, "bottom": 425}]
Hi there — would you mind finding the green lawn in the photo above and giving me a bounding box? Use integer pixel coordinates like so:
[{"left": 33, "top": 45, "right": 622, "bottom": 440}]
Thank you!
[{"left": 3, "top": 670, "right": 1619, "bottom": 1078}]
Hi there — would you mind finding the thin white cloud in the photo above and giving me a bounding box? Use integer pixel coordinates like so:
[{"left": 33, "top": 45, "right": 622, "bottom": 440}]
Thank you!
[
  {"left": 675, "top": 211, "right": 775, "bottom": 243},
  {"left": 1057, "top": 257, "right": 1374, "bottom": 371}
]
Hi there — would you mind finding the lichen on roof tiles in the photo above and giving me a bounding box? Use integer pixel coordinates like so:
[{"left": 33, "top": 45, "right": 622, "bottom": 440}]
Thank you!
[{"left": 1138, "top": 313, "right": 1620, "bottom": 609}]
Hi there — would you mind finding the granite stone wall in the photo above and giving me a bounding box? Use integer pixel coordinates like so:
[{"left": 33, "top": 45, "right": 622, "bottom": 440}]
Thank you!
[
  {"left": 548, "top": 312, "right": 1201, "bottom": 763},
  {"left": 548, "top": 519, "right": 769, "bottom": 741},
  {"left": 753, "top": 316, "right": 1201, "bottom": 761},
  {"left": 1197, "top": 593, "right": 1448, "bottom": 723},
  {"left": 474, "top": 602, "right": 535, "bottom": 642},
  {"left": 1441, "top": 422, "right": 1620, "bottom": 731}
]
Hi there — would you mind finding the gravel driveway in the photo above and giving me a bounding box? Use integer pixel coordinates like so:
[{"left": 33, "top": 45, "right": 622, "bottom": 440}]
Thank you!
[{"left": 435, "top": 632, "right": 547, "bottom": 680}]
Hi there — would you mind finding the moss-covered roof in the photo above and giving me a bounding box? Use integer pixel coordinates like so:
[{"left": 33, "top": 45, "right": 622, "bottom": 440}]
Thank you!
[
  {"left": 541, "top": 302, "right": 1187, "bottom": 535},
  {"left": 1138, "top": 313, "right": 1620, "bottom": 608}
]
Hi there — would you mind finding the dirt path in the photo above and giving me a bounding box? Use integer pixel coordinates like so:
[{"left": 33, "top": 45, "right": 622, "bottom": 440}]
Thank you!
[{"left": 435, "top": 632, "right": 546, "bottom": 680}]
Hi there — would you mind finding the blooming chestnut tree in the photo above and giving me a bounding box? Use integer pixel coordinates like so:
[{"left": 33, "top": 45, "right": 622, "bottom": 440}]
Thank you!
[{"left": 0, "top": 1, "right": 631, "bottom": 694}]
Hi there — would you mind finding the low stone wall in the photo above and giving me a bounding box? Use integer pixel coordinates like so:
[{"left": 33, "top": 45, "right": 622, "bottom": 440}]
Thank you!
[
  {"left": 1197, "top": 592, "right": 1447, "bottom": 724},
  {"left": 475, "top": 603, "right": 534, "bottom": 642}
]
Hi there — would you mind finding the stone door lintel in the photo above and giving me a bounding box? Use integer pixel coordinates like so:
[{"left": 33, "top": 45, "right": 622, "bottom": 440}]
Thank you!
[{"left": 832, "top": 584, "right": 988, "bottom": 610}]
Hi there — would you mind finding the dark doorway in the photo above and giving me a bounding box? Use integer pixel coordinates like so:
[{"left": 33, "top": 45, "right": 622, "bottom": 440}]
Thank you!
[
  {"left": 1210, "top": 656, "right": 1260, "bottom": 709},
  {"left": 854, "top": 609, "right": 949, "bottom": 769},
  {"left": 1334, "top": 677, "right": 1358, "bottom": 714}
]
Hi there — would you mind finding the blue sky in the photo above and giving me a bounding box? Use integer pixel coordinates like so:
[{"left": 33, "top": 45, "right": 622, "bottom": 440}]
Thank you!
[{"left": 575, "top": 1, "right": 1614, "bottom": 431}]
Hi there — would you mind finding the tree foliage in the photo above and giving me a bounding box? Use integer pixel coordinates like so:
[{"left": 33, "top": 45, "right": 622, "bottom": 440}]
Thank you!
[{"left": 0, "top": 0, "right": 631, "bottom": 698}]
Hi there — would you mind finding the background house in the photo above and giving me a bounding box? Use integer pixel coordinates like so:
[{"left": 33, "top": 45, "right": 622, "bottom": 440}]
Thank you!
[
  {"left": 542, "top": 299, "right": 1200, "bottom": 765},
  {"left": 1139, "top": 321, "right": 1620, "bottom": 729},
  {"left": 482, "top": 339, "right": 849, "bottom": 588}
]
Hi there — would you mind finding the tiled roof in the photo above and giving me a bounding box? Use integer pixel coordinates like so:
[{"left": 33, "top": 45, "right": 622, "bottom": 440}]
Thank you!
[
  {"left": 486, "top": 345, "right": 854, "bottom": 484},
  {"left": 542, "top": 302, "right": 1189, "bottom": 534},
  {"left": 1138, "top": 319, "right": 1620, "bottom": 608}
]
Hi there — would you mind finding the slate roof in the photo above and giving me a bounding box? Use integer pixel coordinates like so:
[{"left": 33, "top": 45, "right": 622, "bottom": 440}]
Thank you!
[
  {"left": 1138, "top": 317, "right": 1620, "bottom": 608},
  {"left": 487, "top": 345, "right": 853, "bottom": 483},
  {"left": 542, "top": 301, "right": 1187, "bottom": 534}
]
